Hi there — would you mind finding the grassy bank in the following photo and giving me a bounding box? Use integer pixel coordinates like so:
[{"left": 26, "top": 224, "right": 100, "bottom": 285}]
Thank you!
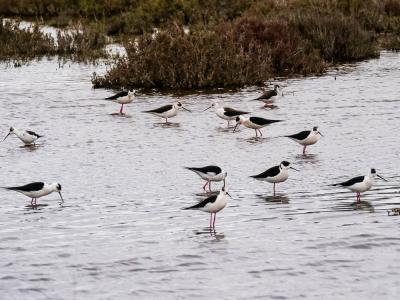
[
  {"left": 1, "top": 0, "right": 400, "bottom": 88},
  {"left": 0, "top": 20, "right": 107, "bottom": 64}
]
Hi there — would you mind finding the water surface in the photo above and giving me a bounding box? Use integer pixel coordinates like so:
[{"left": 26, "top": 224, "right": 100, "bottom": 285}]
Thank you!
[{"left": 0, "top": 52, "right": 399, "bottom": 299}]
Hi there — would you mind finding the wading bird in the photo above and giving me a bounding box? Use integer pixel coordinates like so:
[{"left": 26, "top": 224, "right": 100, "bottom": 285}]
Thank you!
[
  {"left": 143, "top": 102, "right": 190, "bottom": 124},
  {"left": 185, "top": 165, "right": 227, "bottom": 192},
  {"left": 331, "top": 168, "right": 387, "bottom": 202},
  {"left": 285, "top": 126, "right": 323, "bottom": 154},
  {"left": 3, "top": 182, "right": 64, "bottom": 207},
  {"left": 3, "top": 127, "right": 42, "bottom": 146},
  {"left": 233, "top": 115, "right": 282, "bottom": 137},
  {"left": 105, "top": 89, "right": 136, "bottom": 114},
  {"left": 253, "top": 85, "right": 280, "bottom": 107},
  {"left": 184, "top": 187, "right": 232, "bottom": 228},
  {"left": 203, "top": 102, "right": 249, "bottom": 127},
  {"left": 251, "top": 161, "right": 298, "bottom": 197}
]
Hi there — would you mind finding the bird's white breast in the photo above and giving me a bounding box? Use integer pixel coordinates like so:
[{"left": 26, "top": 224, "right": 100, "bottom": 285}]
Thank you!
[
  {"left": 266, "top": 169, "right": 289, "bottom": 183},
  {"left": 200, "top": 194, "right": 227, "bottom": 213}
]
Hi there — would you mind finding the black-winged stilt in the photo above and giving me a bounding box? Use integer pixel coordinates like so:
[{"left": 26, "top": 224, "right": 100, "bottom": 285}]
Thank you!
[
  {"left": 3, "top": 127, "right": 42, "bottom": 146},
  {"left": 185, "top": 166, "right": 227, "bottom": 192},
  {"left": 233, "top": 115, "right": 282, "bottom": 137},
  {"left": 3, "top": 182, "right": 64, "bottom": 206},
  {"left": 251, "top": 161, "right": 298, "bottom": 197},
  {"left": 253, "top": 85, "right": 280, "bottom": 107},
  {"left": 331, "top": 168, "right": 387, "bottom": 202},
  {"left": 105, "top": 89, "right": 135, "bottom": 114},
  {"left": 203, "top": 102, "right": 249, "bottom": 127},
  {"left": 184, "top": 187, "right": 232, "bottom": 228},
  {"left": 143, "top": 102, "right": 190, "bottom": 124},
  {"left": 285, "top": 126, "right": 323, "bottom": 154}
]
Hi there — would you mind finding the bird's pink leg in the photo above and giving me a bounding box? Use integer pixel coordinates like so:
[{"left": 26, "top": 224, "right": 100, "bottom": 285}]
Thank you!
[
  {"left": 212, "top": 213, "right": 216, "bottom": 228},
  {"left": 209, "top": 213, "right": 213, "bottom": 228},
  {"left": 31, "top": 198, "right": 34, "bottom": 206},
  {"left": 209, "top": 181, "right": 212, "bottom": 192},
  {"left": 255, "top": 129, "right": 258, "bottom": 137},
  {"left": 357, "top": 192, "right": 361, "bottom": 202},
  {"left": 303, "top": 145, "right": 307, "bottom": 154},
  {"left": 119, "top": 104, "right": 124, "bottom": 114},
  {"left": 227, "top": 120, "right": 230, "bottom": 128},
  {"left": 273, "top": 183, "right": 276, "bottom": 197},
  {"left": 202, "top": 181, "right": 208, "bottom": 191},
  {"left": 258, "top": 129, "right": 263, "bottom": 136}
]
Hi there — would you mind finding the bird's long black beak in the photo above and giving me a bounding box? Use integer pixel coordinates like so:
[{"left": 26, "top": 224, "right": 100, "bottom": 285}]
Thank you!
[
  {"left": 226, "top": 192, "right": 233, "bottom": 199},
  {"left": 290, "top": 167, "right": 299, "bottom": 171},
  {"left": 318, "top": 131, "right": 324, "bottom": 137},
  {"left": 203, "top": 105, "right": 212, "bottom": 112},
  {"left": 377, "top": 174, "right": 388, "bottom": 181},
  {"left": 3, "top": 133, "right": 11, "bottom": 142},
  {"left": 182, "top": 106, "right": 191, "bottom": 112},
  {"left": 58, "top": 192, "right": 64, "bottom": 203},
  {"left": 233, "top": 123, "right": 239, "bottom": 133}
]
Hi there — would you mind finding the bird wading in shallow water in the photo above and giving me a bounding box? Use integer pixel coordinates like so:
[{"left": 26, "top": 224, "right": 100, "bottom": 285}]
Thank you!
[
  {"left": 3, "top": 127, "right": 42, "bottom": 146},
  {"left": 253, "top": 85, "right": 280, "bottom": 107},
  {"left": 250, "top": 161, "right": 298, "bottom": 197},
  {"left": 233, "top": 115, "right": 282, "bottom": 138},
  {"left": 203, "top": 102, "right": 249, "bottom": 127},
  {"left": 143, "top": 102, "right": 190, "bottom": 124},
  {"left": 331, "top": 168, "right": 387, "bottom": 202},
  {"left": 3, "top": 182, "right": 64, "bottom": 207},
  {"left": 104, "top": 89, "right": 136, "bottom": 114},
  {"left": 285, "top": 126, "right": 323, "bottom": 154},
  {"left": 185, "top": 166, "right": 227, "bottom": 192},
  {"left": 184, "top": 187, "right": 232, "bottom": 228}
]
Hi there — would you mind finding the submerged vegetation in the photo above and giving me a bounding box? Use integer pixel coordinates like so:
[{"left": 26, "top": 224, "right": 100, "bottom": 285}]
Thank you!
[{"left": 1, "top": 0, "right": 400, "bottom": 88}]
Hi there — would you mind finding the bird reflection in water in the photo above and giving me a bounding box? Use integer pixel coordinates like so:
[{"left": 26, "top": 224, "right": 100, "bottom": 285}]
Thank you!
[
  {"left": 195, "top": 228, "right": 225, "bottom": 240},
  {"left": 350, "top": 200, "right": 374, "bottom": 212},
  {"left": 257, "top": 194, "right": 290, "bottom": 204}
]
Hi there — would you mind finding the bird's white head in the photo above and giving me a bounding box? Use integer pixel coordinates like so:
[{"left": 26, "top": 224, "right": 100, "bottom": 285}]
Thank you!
[
  {"left": 233, "top": 115, "right": 245, "bottom": 132},
  {"left": 128, "top": 89, "right": 136, "bottom": 99},
  {"left": 274, "top": 84, "right": 280, "bottom": 92},
  {"left": 174, "top": 101, "right": 191, "bottom": 112},
  {"left": 3, "top": 127, "right": 15, "bottom": 141},
  {"left": 51, "top": 182, "right": 64, "bottom": 203},
  {"left": 203, "top": 101, "right": 221, "bottom": 112},
  {"left": 280, "top": 161, "right": 299, "bottom": 171},
  {"left": 313, "top": 126, "right": 323, "bottom": 136},
  {"left": 370, "top": 168, "right": 387, "bottom": 181},
  {"left": 221, "top": 186, "right": 232, "bottom": 199}
]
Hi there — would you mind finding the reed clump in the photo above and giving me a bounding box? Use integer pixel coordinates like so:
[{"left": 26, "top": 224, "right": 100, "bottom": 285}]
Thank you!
[{"left": 0, "top": 20, "right": 54, "bottom": 61}]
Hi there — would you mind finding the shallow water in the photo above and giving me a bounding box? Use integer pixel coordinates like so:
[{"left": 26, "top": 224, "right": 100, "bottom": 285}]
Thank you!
[{"left": 0, "top": 52, "right": 399, "bottom": 299}]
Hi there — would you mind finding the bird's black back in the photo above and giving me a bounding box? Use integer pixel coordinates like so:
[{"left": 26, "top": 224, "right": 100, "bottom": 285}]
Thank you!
[
  {"left": 255, "top": 90, "right": 277, "bottom": 100},
  {"left": 249, "top": 117, "right": 282, "bottom": 126},
  {"left": 105, "top": 91, "right": 128, "bottom": 100},
  {"left": 26, "top": 130, "right": 42, "bottom": 138},
  {"left": 184, "top": 194, "right": 218, "bottom": 209},
  {"left": 251, "top": 166, "right": 280, "bottom": 178},
  {"left": 286, "top": 130, "right": 311, "bottom": 141},
  {"left": 334, "top": 176, "right": 365, "bottom": 187},
  {"left": 186, "top": 166, "right": 222, "bottom": 175},
  {"left": 6, "top": 182, "right": 44, "bottom": 192},
  {"left": 144, "top": 104, "right": 173, "bottom": 114},
  {"left": 223, "top": 107, "right": 249, "bottom": 117}
]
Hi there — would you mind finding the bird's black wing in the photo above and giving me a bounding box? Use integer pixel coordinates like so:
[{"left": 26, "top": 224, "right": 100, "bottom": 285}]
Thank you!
[
  {"left": 105, "top": 91, "right": 128, "bottom": 100},
  {"left": 251, "top": 166, "right": 280, "bottom": 178},
  {"left": 144, "top": 104, "right": 173, "bottom": 114},
  {"left": 26, "top": 130, "right": 42, "bottom": 138},
  {"left": 184, "top": 194, "right": 218, "bottom": 209},
  {"left": 249, "top": 117, "right": 282, "bottom": 126},
  {"left": 332, "top": 176, "right": 365, "bottom": 187},
  {"left": 254, "top": 90, "right": 277, "bottom": 100},
  {"left": 5, "top": 182, "right": 44, "bottom": 192},
  {"left": 286, "top": 130, "right": 310, "bottom": 141},
  {"left": 223, "top": 107, "right": 249, "bottom": 117},
  {"left": 185, "top": 166, "right": 222, "bottom": 175}
]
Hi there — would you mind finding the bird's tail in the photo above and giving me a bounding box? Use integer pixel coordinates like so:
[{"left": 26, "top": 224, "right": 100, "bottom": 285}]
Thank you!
[{"left": 330, "top": 183, "right": 341, "bottom": 186}]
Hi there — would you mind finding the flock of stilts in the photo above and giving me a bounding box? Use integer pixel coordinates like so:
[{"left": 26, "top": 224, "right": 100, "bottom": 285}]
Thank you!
[{"left": 2, "top": 84, "right": 387, "bottom": 227}]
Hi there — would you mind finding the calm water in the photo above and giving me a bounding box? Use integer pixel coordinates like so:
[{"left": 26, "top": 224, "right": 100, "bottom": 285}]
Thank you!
[{"left": 0, "top": 52, "right": 399, "bottom": 299}]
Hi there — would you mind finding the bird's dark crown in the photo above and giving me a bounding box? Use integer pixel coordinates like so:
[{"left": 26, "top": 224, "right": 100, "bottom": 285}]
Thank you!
[
  {"left": 313, "top": 126, "right": 318, "bottom": 131},
  {"left": 177, "top": 102, "right": 182, "bottom": 107},
  {"left": 281, "top": 161, "right": 290, "bottom": 167},
  {"left": 235, "top": 116, "right": 240, "bottom": 122},
  {"left": 9, "top": 127, "right": 14, "bottom": 132},
  {"left": 371, "top": 168, "right": 376, "bottom": 174},
  {"left": 56, "top": 183, "right": 62, "bottom": 191}
]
